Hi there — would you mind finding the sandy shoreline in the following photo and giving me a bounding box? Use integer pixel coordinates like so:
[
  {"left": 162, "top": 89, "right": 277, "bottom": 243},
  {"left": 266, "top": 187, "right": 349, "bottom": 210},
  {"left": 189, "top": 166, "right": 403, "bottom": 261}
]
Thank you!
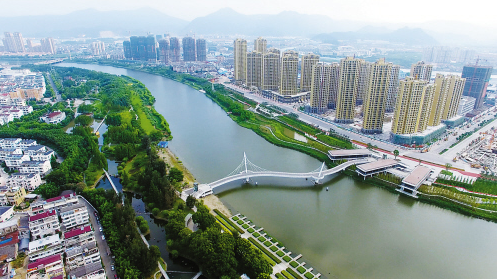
[{"left": 158, "top": 147, "right": 232, "bottom": 217}]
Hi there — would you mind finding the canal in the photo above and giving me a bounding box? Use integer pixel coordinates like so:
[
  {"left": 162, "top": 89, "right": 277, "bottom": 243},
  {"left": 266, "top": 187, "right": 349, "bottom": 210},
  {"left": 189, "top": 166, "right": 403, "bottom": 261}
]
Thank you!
[{"left": 58, "top": 63, "right": 497, "bottom": 279}]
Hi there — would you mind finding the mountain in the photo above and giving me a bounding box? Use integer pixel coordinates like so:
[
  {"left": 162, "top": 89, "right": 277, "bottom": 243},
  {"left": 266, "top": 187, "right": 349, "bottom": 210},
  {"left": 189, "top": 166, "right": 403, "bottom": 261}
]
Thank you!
[
  {"left": 313, "top": 27, "right": 438, "bottom": 46},
  {"left": 182, "top": 8, "right": 363, "bottom": 37},
  {"left": 0, "top": 8, "right": 189, "bottom": 38}
]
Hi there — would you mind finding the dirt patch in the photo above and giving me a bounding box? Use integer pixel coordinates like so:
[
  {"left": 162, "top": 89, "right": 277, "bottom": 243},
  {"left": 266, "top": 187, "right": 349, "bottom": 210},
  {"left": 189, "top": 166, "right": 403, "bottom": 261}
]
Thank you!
[
  {"left": 202, "top": 195, "right": 232, "bottom": 217},
  {"left": 157, "top": 148, "right": 196, "bottom": 187}
]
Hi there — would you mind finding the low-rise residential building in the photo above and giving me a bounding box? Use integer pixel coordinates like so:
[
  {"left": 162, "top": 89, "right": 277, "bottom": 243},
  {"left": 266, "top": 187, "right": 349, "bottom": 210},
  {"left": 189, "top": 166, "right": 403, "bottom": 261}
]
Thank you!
[
  {"left": 27, "top": 253, "right": 64, "bottom": 279},
  {"left": 65, "top": 242, "right": 101, "bottom": 271},
  {"left": 0, "top": 148, "right": 22, "bottom": 159},
  {"left": 0, "top": 231, "right": 19, "bottom": 262},
  {"left": 28, "top": 234, "right": 64, "bottom": 261},
  {"left": 7, "top": 173, "right": 42, "bottom": 191},
  {"left": 29, "top": 209, "right": 60, "bottom": 240},
  {"left": 19, "top": 139, "right": 37, "bottom": 150},
  {"left": 0, "top": 138, "right": 21, "bottom": 149},
  {"left": 60, "top": 203, "right": 89, "bottom": 231},
  {"left": 31, "top": 193, "right": 78, "bottom": 214},
  {"left": 5, "top": 154, "right": 30, "bottom": 168},
  {"left": 5, "top": 186, "right": 26, "bottom": 206},
  {"left": 40, "top": 111, "right": 66, "bottom": 124},
  {"left": 66, "top": 262, "right": 105, "bottom": 279},
  {"left": 0, "top": 190, "right": 7, "bottom": 206},
  {"left": 0, "top": 206, "right": 14, "bottom": 222},
  {"left": 0, "top": 114, "right": 14, "bottom": 126},
  {"left": 18, "top": 160, "right": 51, "bottom": 175},
  {"left": 64, "top": 226, "right": 95, "bottom": 249},
  {"left": 0, "top": 219, "right": 18, "bottom": 236},
  {"left": 30, "top": 150, "right": 54, "bottom": 162},
  {"left": 24, "top": 145, "right": 46, "bottom": 155}
]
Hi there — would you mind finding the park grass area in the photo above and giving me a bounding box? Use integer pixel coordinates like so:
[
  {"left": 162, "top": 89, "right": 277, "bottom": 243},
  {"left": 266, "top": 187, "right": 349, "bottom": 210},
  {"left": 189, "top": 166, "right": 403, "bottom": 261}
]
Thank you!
[
  {"left": 130, "top": 94, "right": 155, "bottom": 134},
  {"left": 287, "top": 268, "right": 304, "bottom": 279},
  {"left": 248, "top": 237, "right": 281, "bottom": 264},
  {"left": 297, "top": 266, "right": 306, "bottom": 274},
  {"left": 214, "top": 210, "right": 243, "bottom": 233},
  {"left": 277, "top": 251, "right": 285, "bottom": 257},
  {"left": 289, "top": 261, "right": 299, "bottom": 268}
]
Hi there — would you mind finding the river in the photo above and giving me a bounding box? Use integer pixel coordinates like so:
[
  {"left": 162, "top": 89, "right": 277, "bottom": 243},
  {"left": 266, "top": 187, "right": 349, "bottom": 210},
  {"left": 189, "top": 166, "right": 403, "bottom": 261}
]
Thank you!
[{"left": 58, "top": 63, "right": 497, "bottom": 279}]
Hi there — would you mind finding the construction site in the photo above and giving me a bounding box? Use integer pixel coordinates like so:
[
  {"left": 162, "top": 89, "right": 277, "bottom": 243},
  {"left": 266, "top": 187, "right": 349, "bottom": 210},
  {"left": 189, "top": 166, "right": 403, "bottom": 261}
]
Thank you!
[{"left": 457, "top": 126, "right": 497, "bottom": 174}]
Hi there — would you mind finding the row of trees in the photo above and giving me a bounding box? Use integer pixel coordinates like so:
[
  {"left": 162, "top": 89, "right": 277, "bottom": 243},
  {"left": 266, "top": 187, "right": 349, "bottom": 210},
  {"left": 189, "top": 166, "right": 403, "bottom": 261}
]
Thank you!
[{"left": 166, "top": 203, "right": 272, "bottom": 279}]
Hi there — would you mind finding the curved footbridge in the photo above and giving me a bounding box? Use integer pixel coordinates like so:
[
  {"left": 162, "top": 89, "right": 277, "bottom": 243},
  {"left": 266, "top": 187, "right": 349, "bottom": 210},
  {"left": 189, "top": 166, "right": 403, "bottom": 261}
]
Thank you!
[{"left": 188, "top": 153, "right": 369, "bottom": 199}]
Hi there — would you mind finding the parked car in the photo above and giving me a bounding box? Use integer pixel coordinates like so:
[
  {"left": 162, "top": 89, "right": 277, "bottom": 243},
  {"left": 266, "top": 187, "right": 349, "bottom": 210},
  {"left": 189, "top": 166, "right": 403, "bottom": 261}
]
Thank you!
[
  {"left": 102, "top": 235, "right": 105, "bottom": 240},
  {"left": 99, "top": 227, "right": 103, "bottom": 232},
  {"left": 111, "top": 265, "right": 115, "bottom": 271}
]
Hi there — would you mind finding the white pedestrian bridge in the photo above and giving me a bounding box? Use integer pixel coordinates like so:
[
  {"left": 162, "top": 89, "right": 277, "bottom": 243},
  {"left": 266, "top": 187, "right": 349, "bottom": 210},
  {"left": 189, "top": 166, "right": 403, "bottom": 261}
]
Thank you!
[{"left": 208, "top": 153, "right": 368, "bottom": 189}]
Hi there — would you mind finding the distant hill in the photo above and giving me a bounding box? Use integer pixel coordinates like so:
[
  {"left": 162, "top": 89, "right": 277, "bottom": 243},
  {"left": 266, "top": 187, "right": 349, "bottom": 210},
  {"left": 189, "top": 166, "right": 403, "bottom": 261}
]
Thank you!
[
  {"left": 0, "top": 8, "right": 189, "bottom": 38},
  {"left": 313, "top": 27, "right": 438, "bottom": 46},
  {"left": 182, "top": 8, "right": 364, "bottom": 36}
]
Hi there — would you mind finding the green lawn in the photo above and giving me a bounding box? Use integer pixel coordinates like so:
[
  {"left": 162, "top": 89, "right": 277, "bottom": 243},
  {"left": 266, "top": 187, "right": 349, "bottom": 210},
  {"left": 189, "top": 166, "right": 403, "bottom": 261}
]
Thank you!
[
  {"left": 232, "top": 216, "right": 239, "bottom": 221},
  {"left": 253, "top": 232, "right": 260, "bottom": 237},
  {"left": 242, "top": 224, "right": 249, "bottom": 229},
  {"left": 263, "top": 241, "right": 272, "bottom": 247},
  {"left": 130, "top": 94, "right": 155, "bottom": 134},
  {"left": 258, "top": 236, "right": 266, "bottom": 242},
  {"left": 270, "top": 246, "right": 278, "bottom": 252},
  {"left": 237, "top": 220, "right": 244, "bottom": 224},
  {"left": 247, "top": 228, "right": 254, "bottom": 233},
  {"left": 276, "top": 251, "right": 284, "bottom": 257},
  {"left": 305, "top": 272, "right": 314, "bottom": 279},
  {"left": 297, "top": 266, "right": 306, "bottom": 274},
  {"left": 290, "top": 261, "right": 299, "bottom": 268}
]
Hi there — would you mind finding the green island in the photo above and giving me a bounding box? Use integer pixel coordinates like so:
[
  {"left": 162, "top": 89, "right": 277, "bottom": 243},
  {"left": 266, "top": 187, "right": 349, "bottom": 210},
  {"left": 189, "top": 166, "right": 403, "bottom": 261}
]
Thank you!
[{"left": 74, "top": 59, "right": 497, "bottom": 224}]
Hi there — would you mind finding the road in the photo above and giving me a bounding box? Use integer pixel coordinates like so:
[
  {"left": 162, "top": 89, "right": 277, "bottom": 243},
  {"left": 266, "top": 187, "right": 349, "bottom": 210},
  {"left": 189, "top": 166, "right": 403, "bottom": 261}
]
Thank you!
[
  {"left": 46, "top": 72, "right": 62, "bottom": 102},
  {"left": 78, "top": 197, "right": 117, "bottom": 279}
]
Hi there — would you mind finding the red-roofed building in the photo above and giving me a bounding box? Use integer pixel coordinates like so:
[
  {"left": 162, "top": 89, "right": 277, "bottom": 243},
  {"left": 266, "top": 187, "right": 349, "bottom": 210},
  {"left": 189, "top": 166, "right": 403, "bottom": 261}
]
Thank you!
[
  {"left": 40, "top": 110, "right": 66, "bottom": 124},
  {"left": 27, "top": 253, "right": 64, "bottom": 279},
  {"left": 28, "top": 209, "right": 60, "bottom": 240},
  {"left": 31, "top": 193, "right": 78, "bottom": 214},
  {"left": 64, "top": 225, "right": 95, "bottom": 248}
]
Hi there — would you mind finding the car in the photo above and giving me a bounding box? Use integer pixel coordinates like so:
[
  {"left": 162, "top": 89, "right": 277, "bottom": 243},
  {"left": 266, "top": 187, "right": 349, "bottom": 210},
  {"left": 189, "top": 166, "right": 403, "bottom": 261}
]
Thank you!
[
  {"left": 99, "top": 227, "right": 103, "bottom": 232},
  {"left": 111, "top": 265, "right": 115, "bottom": 271},
  {"left": 101, "top": 235, "right": 105, "bottom": 240},
  {"left": 114, "top": 275, "right": 118, "bottom": 279},
  {"left": 94, "top": 212, "right": 98, "bottom": 217}
]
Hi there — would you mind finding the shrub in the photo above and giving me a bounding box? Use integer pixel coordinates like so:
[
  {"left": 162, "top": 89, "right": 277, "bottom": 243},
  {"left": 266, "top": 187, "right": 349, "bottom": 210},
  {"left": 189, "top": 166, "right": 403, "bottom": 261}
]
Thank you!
[
  {"left": 237, "top": 220, "right": 244, "bottom": 224},
  {"left": 247, "top": 228, "right": 254, "bottom": 233},
  {"left": 170, "top": 250, "right": 179, "bottom": 259},
  {"left": 232, "top": 216, "right": 239, "bottom": 221},
  {"left": 152, "top": 208, "right": 160, "bottom": 216},
  {"left": 290, "top": 261, "right": 299, "bottom": 268},
  {"left": 264, "top": 241, "right": 272, "bottom": 247},
  {"left": 242, "top": 224, "right": 249, "bottom": 229},
  {"left": 305, "top": 272, "right": 314, "bottom": 279},
  {"left": 270, "top": 246, "right": 278, "bottom": 252},
  {"left": 297, "top": 266, "right": 306, "bottom": 274},
  {"left": 139, "top": 223, "right": 149, "bottom": 233},
  {"left": 276, "top": 251, "right": 284, "bottom": 257},
  {"left": 253, "top": 232, "right": 260, "bottom": 237},
  {"left": 286, "top": 268, "right": 303, "bottom": 279},
  {"left": 258, "top": 236, "right": 266, "bottom": 242}
]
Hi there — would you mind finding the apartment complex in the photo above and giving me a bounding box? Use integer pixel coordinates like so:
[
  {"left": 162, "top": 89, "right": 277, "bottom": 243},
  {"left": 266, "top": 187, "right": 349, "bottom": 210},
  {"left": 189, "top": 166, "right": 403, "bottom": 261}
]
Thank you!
[
  {"left": 196, "top": 39, "right": 207, "bottom": 61},
  {"left": 0, "top": 69, "right": 46, "bottom": 101},
  {"left": 386, "top": 65, "right": 401, "bottom": 113},
  {"left": 362, "top": 59, "right": 393, "bottom": 134},
  {"left": 411, "top": 61, "right": 433, "bottom": 81},
  {"left": 29, "top": 209, "right": 60, "bottom": 240},
  {"left": 27, "top": 253, "right": 64, "bottom": 279},
  {"left": 169, "top": 37, "right": 181, "bottom": 62},
  {"left": 280, "top": 50, "right": 299, "bottom": 96},
  {"left": 2, "top": 32, "right": 25, "bottom": 53},
  {"left": 182, "top": 37, "right": 196, "bottom": 62},
  {"left": 254, "top": 37, "right": 267, "bottom": 54},
  {"left": 262, "top": 49, "right": 281, "bottom": 91},
  {"left": 356, "top": 61, "right": 371, "bottom": 104},
  {"left": 309, "top": 63, "right": 338, "bottom": 114},
  {"left": 300, "top": 53, "right": 320, "bottom": 93},
  {"left": 234, "top": 39, "right": 248, "bottom": 83},
  {"left": 123, "top": 35, "right": 156, "bottom": 62},
  {"left": 29, "top": 234, "right": 64, "bottom": 261},
  {"left": 158, "top": 39, "right": 170, "bottom": 65},
  {"left": 336, "top": 57, "right": 364, "bottom": 123},
  {"left": 246, "top": 51, "right": 263, "bottom": 88},
  {"left": 60, "top": 203, "right": 90, "bottom": 230},
  {"left": 90, "top": 41, "right": 105, "bottom": 56}
]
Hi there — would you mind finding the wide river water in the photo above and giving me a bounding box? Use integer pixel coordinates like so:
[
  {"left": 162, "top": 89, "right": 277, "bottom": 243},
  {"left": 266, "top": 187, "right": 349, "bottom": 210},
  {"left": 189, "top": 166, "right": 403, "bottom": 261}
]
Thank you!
[{"left": 58, "top": 63, "right": 497, "bottom": 279}]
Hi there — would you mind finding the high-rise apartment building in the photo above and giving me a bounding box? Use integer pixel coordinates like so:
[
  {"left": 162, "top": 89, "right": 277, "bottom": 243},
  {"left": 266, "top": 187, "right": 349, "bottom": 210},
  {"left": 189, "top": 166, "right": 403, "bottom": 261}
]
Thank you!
[
  {"left": 169, "top": 37, "right": 181, "bottom": 62},
  {"left": 300, "top": 53, "right": 320, "bottom": 92},
  {"left": 40, "top": 38, "right": 55, "bottom": 54},
  {"left": 362, "top": 59, "right": 393, "bottom": 134},
  {"left": 196, "top": 39, "right": 206, "bottom": 61},
  {"left": 441, "top": 75, "right": 466, "bottom": 120},
  {"left": 158, "top": 39, "right": 170, "bottom": 65},
  {"left": 410, "top": 61, "right": 433, "bottom": 81},
  {"left": 123, "top": 41, "right": 131, "bottom": 59},
  {"left": 127, "top": 35, "right": 156, "bottom": 61},
  {"left": 182, "top": 37, "right": 196, "bottom": 62},
  {"left": 392, "top": 78, "right": 434, "bottom": 135},
  {"left": 90, "top": 41, "right": 105, "bottom": 55},
  {"left": 254, "top": 37, "right": 267, "bottom": 54},
  {"left": 262, "top": 48, "right": 280, "bottom": 91},
  {"left": 309, "top": 63, "right": 333, "bottom": 114},
  {"left": 280, "top": 50, "right": 299, "bottom": 96},
  {"left": 247, "top": 51, "right": 263, "bottom": 88},
  {"left": 233, "top": 39, "right": 247, "bottom": 83},
  {"left": 327, "top": 63, "right": 340, "bottom": 109},
  {"left": 356, "top": 61, "right": 371, "bottom": 105},
  {"left": 3, "top": 32, "right": 25, "bottom": 53},
  {"left": 335, "top": 57, "right": 364, "bottom": 123},
  {"left": 386, "top": 65, "right": 400, "bottom": 113},
  {"left": 423, "top": 46, "right": 452, "bottom": 64},
  {"left": 461, "top": 65, "right": 493, "bottom": 109}
]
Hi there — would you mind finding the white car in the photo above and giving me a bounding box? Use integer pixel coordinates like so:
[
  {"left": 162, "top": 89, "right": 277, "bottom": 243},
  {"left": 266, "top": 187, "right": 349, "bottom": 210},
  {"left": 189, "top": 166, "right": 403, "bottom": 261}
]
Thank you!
[
  {"left": 99, "top": 227, "right": 103, "bottom": 232},
  {"left": 102, "top": 235, "right": 105, "bottom": 240}
]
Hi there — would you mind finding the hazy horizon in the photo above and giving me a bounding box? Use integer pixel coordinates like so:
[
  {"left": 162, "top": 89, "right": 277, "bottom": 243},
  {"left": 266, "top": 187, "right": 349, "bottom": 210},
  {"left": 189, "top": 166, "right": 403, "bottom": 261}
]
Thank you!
[{"left": 1, "top": 0, "right": 493, "bottom": 26}]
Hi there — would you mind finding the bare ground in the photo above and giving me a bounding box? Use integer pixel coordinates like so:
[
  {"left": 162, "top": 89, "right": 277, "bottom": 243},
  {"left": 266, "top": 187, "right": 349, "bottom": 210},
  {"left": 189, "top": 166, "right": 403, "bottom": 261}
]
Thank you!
[{"left": 202, "top": 195, "right": 232, "bottom": 217}]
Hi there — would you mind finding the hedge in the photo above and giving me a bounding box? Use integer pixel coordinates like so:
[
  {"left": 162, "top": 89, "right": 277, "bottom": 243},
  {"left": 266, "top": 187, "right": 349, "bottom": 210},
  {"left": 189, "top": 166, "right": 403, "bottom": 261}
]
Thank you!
[
  {"left": 282, "top": 270, "right": 294, "bottom": 279},
  {"left": 304, "top": 272, "right": 314, "bottom": 279},
  {"left": 213, "top": 209, "right": 243, "bottom": 233},
  {"left": 297, "top": 266, "right": 306, "bottom": 274},
  {"left": 247, "top": 228, "right": 254, "bottom": 233},
  {"left": 232, "top": 216, "right": 239, "bottom": 221},
  {"left": 258, "top": 236, "right": 266, "bottom": 242},
  {"left": 276, "top": 251, "right": 285, "bottom": 257},
  {"left": 270, "top": 246, "right": 278, "bottom": 252},
  {"left": 237, "top": 220, "right": 244, "bottom": 224},
  {"left": 242, "top": 224, "right": 249, "bottom": 229},
  {"left": 253, "top": 232, "right": 260, "bottom": 237},
  {"left": 276, "top": 273, "right": 285, "bottom": 279},
  {"left": 287, "top": 268, "right": 303, "bottom": 279},
  {"left": 248, "top": 237, "right": 282, "bottom": 264},
  {"left": 214, "top": 215, "right": 236, "bottom": 233},
  {"left": 290, "top": 261, "right": 299, "bottom": 268},
  {"left": 264, "top": 241, "right": 272, "bottom": 247}
]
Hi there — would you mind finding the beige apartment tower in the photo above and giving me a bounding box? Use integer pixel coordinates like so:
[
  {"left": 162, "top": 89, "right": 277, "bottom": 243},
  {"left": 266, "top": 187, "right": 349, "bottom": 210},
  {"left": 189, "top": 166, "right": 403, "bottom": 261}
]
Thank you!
[
  {"left": 280, "top": 50, "right": 299, "bottom": 95},
  {"left": 254, "top": 37, "right": 267, "bottom": 54},
  {"left": 262, "top": 48, "right": 281, "bottom": 91},
  {"left": 392, "top": 78, "right": 434, "bottom": 135},
  {"left": 300, "top": 53, "right": 320, "bottom": 92},
  {"left": 362, "top": 59, "right": 393, "bottom": 134},
  {"left": 309, "top": 62, "right": 333, "bottom": 114},
  {"left": 386, "top": 65, "right": 400, "bottom": 112},
  {"left": 411, "top": 61, "right": 433, "bottom": 81},
  {"left": 246, "top": 51, "right": 263, "bottom": 88},
  {"left": 357, "top": 61, "right": 372, "bottom": 104},
  {"left": 233, "top": 39, "right": 247, "bottom": 83},
  {"left": 441, "top": 75, "right": 466, "bottom": 120},
  {"left": 427, "top": 74, "right": 448, "bottom": 126},
  {"left": 335, "top": 57, "right": 364, "bottom": 123}
]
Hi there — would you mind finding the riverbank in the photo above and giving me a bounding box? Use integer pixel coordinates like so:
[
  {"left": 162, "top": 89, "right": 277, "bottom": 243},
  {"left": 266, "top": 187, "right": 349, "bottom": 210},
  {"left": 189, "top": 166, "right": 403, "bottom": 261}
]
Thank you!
[{"left": 157, "top": 147, "right": 195, "bottom": 187}]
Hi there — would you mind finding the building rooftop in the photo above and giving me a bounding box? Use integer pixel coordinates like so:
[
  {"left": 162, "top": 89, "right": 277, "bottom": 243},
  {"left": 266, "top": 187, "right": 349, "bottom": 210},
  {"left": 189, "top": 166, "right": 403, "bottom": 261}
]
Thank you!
[
  {"left": 29, "top": 209, "right": 57, "bottom": 222},
  {"left": 29, "top": 234, "right": 61, "bottom": 251},
  {"left": 0, "top": 231, "right": 19, "bottom": 248},
  {"left": 357, "top": 159, "right": 398, "bottom": 172},
  {"left": 64, "top": 225, "right": 92, "bottom": 239},
  {"left": 60, "top": 202, "right": 86, "bottom": 213},
  {"left": 27, "top": 253, "right": 62, "bottom": 270},
  {"left": 402, "top": 165, "right": 432, "bottom": 188},
  {"left": 47, "top": 111, "right": 62, "bottom": 118},
  {"left": 0, "top": 206, "right": 12, "bottom": 216},
  {"left": 45, "top": 193, "right": 76, "bottom": 203},
  {"left": 328, "top": 149, "right": 372, "bottom": 157},
  {"left": 0, "top": 219, "right": 18, "bottom": 231},
  {"left": 66, "top": 242, "right": 97, "bottom": 258}
]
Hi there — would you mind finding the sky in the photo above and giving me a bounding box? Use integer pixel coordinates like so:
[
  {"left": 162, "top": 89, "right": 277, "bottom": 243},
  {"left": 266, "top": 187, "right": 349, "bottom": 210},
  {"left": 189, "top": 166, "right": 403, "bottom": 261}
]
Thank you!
[{"left": 0, "top": 0, "right": 492, "bottom": 26}]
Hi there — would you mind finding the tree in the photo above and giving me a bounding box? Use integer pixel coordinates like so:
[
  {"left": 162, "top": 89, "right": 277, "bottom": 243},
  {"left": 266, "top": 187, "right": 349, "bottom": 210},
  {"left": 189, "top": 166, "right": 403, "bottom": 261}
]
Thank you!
[
  {"left": 168, "top": 167, "right": 184, "bottom": 182},
  {"left": 393, "top": 149, "right": 399, "bottom": 160},
  {"left": 445, "top": 163, "right": 452, "bottom": 171},
  {"left": 367, "top": 143, "right": 373, "bottom": 150},
  {"left": 186, "top": 195, "right": 196, "bottom": 209},
  {"left": 74, "top": 115, "right": 93, "bottom": 126}
]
